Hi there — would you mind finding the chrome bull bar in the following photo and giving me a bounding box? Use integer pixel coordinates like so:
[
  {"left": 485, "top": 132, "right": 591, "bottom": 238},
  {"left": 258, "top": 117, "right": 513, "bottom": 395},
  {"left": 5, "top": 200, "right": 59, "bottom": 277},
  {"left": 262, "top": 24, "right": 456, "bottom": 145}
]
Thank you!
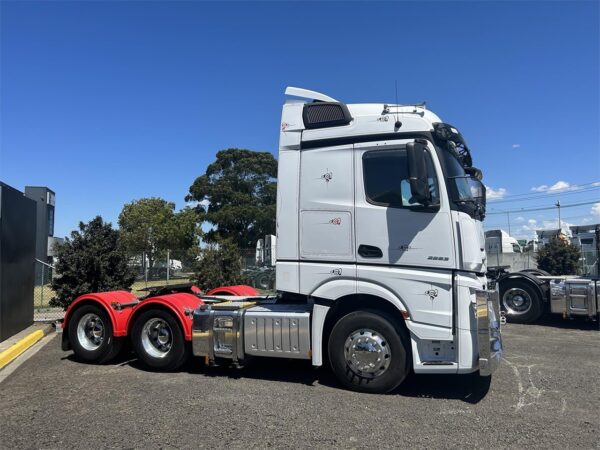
[{"left": 476, "top": 289, "right": 502, "bottom": 376}]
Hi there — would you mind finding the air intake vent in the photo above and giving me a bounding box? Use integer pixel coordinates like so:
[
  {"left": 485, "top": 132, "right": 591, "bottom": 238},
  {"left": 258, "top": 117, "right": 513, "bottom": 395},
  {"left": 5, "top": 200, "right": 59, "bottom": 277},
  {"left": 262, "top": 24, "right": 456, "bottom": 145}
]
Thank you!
[{"left": 302, "top": 102, "right": 352, "bottom": 129}]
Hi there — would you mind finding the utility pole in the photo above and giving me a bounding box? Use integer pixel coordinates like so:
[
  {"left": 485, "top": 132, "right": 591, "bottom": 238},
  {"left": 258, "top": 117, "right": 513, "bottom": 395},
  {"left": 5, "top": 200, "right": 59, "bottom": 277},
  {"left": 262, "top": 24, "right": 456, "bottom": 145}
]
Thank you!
[
  {"left": 506, "top": 211, "right": 511, "bottom": 235},
  {"left": 555, "top": 200, "right": 561, "bottom": 230}
]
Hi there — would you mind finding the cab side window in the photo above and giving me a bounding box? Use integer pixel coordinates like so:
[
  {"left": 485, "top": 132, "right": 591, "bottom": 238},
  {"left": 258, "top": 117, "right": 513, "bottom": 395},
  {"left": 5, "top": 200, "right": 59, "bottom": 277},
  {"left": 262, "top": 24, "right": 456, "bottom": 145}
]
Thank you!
[{"left": 363, "top": 147, "right": 439, "bottom": 208}]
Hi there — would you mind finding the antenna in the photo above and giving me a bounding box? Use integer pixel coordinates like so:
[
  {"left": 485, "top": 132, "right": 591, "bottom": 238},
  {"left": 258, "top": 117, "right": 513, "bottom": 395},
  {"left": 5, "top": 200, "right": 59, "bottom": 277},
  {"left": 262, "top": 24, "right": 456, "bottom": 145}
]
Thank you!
[{"left": 394, "top": 80, "right": 402, "bottom": 130}]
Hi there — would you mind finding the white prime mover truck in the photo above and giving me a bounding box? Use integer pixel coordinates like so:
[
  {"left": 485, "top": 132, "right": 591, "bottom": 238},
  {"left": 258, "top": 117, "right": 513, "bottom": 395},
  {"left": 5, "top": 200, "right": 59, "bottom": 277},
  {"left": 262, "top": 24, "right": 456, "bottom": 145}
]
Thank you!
[{"left": 62, "top": 87, "right": 502, "bottom": 393}]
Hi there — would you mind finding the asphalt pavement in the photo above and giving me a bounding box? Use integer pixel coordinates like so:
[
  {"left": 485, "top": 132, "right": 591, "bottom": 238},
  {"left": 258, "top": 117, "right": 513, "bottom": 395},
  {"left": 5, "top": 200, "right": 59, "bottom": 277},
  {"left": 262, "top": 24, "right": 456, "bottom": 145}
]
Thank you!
[{"left": 0, "top": 316, "right": 598, "bottom": 449}]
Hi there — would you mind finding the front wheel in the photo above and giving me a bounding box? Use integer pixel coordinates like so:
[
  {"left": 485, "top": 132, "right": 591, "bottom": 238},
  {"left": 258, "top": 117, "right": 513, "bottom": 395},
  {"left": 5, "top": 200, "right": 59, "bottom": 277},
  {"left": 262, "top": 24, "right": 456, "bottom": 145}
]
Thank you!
[
  {"left": 500, "top": 280, "right": 543, "bottom": 323},
  {"left": 328, "top": 310, "right": 410, "bottom": 394},
  {"left": 68, "top": 304, "right": 122, "bottom": 363},
  {"left": 131, "top": 309, "right": 189, "bottom": 371}
]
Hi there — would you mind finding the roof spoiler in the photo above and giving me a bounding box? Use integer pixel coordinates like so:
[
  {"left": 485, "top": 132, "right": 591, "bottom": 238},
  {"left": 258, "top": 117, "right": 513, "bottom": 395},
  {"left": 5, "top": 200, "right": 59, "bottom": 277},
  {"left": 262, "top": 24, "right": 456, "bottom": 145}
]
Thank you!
[{"left": 285, "top": 87, "right": 339, "bottom": 103}]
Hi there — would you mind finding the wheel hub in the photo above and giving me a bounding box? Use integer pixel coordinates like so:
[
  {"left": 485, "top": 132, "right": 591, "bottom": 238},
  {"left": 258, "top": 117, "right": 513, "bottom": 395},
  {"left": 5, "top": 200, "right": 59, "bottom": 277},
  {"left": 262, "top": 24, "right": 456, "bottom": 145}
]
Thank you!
[
  {"left": 141, "top": 318, "right": 172, "bottom": 359},
  {"left": 344, "top": 329, "right": 391, "bottom": 378},
  {"left": 77, "top": 313, "right": 105, "bottom": 351},
  {"left": 503, "top": 288, "right": 532, "bottom": 315},
  {"left": 512, "top": 295, "right": 525, "bottom": 307}
]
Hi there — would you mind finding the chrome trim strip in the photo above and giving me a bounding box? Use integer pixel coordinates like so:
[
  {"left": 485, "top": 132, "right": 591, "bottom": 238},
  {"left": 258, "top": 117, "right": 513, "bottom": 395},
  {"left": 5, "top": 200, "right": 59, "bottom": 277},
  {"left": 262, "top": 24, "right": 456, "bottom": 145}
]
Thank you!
[{"left": 476, "top": 290, "right": 502, "bottom": 376}]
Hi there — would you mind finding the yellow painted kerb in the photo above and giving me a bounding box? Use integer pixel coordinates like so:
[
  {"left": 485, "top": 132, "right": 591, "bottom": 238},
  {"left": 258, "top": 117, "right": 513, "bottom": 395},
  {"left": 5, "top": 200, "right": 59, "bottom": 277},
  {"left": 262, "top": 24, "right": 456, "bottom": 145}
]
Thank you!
[{"left": 0, "top": 329, "right": 45, "bottom": 369}]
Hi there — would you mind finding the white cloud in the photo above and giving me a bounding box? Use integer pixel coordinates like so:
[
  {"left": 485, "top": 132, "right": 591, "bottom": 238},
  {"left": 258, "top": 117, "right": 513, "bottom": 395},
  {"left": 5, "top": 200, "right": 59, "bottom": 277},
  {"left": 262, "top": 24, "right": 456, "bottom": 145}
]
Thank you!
[
  {"left": 531, "top": 180, "right": 571, "bottom": 192},
  {"left": 512, "top": 144, "right": 521, "bottom": 149},
  {"left": 485, "top": 186, "right": 507, "bottom": 200},
  {"left": 591, "top": 203, "right": 600, "bottom": 217},
  {"left": 508, "top": 219, "right": 539, "bottom": 239},
  {"left": 548, "top": 181, "right": 570, "bottom": 191}
]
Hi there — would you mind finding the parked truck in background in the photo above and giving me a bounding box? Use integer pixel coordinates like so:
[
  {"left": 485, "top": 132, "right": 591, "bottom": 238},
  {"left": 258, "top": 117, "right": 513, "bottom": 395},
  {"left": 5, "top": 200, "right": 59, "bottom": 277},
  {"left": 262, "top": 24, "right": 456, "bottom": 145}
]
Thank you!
[
  {"left": 491, "top": 225, "right": 599, "bottom": 324},
  {"left": 61, "top": 87, "right": 502, "bottom": 394}
]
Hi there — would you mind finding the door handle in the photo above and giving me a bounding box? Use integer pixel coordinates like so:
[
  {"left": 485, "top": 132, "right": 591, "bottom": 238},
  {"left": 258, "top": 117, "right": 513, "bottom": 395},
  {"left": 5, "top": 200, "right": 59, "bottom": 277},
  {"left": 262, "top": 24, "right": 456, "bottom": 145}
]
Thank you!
[{"left": 358, "top": 244, "right": 383, "bottom": 258}]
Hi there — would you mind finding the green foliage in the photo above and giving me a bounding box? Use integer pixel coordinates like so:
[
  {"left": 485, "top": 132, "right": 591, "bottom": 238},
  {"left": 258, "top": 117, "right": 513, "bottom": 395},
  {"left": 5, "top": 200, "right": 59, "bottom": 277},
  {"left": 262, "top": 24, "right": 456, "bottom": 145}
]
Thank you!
[
  {"left": 118, "top": 198, "right": 198, "bottom": 268},
  {"left": 536, "top": 237, "right": 581, "bottom": 275},
  {"left": 193, "top": 239, "right": 249, "bottom": 291},
  {"left": 50, "top": 217, "right": 136, "bottom": 310},
  {"left": 186, "top": 148, "right": 277, "bottom": 249}
]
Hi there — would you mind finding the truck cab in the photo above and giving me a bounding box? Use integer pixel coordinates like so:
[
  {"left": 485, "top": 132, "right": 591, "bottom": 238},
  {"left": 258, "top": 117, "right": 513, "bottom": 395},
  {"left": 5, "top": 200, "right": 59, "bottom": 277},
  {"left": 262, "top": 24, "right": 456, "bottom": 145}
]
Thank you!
[{"left": 272, "top": 87, "right": 500, "bottom": 390}]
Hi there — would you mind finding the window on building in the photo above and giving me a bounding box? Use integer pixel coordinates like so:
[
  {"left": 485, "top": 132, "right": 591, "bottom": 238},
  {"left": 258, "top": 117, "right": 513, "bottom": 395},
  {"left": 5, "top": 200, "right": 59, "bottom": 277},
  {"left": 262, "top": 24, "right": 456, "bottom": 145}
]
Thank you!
[{"left": 47, "top": 206, "right": 55, "bottom": 236}]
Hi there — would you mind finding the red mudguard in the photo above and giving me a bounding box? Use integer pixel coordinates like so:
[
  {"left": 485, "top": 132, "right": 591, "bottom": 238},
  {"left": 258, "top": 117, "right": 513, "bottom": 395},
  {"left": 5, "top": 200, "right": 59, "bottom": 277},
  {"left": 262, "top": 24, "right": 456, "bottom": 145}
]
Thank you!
[
  {"left": 206, "top": 285, "right": 259, "bottom": 296},
  {"left": 63, "top": 284, "right": 257, "bottom": 341},
  {"left": 63, "top": 291, "right": 204, "bottom": 341},
  {"left": 63, "top": 291, "right": 138, "bottom": 337}
]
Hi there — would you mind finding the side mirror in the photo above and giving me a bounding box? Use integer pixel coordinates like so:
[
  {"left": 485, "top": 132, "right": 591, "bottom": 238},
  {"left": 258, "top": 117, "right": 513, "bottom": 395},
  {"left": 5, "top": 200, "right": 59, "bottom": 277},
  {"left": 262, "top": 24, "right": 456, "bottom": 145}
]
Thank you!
[
  {"left": 407, "top": 141, "right": 431, "bottom": 204},
  {"left": 465, "top": 166, "right": 483, "bottom": 181}
]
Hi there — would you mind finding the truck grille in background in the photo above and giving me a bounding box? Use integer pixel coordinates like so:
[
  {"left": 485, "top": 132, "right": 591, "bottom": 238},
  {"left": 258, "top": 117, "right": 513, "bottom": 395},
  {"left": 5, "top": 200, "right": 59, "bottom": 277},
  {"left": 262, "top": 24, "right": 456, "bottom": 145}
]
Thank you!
[{"left": 303, "top": 102, "right": 352, "bottom": 129}]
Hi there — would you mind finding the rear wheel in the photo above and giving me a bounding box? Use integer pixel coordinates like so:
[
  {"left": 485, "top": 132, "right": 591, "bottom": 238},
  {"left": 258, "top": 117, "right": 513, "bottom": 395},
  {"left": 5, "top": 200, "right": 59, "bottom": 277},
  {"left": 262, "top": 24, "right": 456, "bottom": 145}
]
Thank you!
[
  {"left": 68, "top": 304, "right": 122, "bottom": 363},
  {"left": 500, "top": 279, "right": 543, "bottom": 323},
  {"left": 328, "top": 310, "right": 409, "bottom": 394},
  {"left": 131, "top": 309, "right": 189, "bottom": 371}
]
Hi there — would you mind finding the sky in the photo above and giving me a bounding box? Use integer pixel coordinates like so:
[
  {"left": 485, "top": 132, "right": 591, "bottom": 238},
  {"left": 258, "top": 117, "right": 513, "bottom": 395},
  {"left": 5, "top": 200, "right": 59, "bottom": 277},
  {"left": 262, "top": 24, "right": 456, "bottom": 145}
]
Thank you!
[{"left": 1, "top": 0, "right": 599, "bottom": 240}]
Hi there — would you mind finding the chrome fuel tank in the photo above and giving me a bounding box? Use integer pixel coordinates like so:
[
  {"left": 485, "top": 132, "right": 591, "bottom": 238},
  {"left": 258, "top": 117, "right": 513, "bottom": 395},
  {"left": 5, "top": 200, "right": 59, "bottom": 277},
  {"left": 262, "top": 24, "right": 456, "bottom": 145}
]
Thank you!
[{"left": 192, "top": 302, "right": 311, "bottom": 364}]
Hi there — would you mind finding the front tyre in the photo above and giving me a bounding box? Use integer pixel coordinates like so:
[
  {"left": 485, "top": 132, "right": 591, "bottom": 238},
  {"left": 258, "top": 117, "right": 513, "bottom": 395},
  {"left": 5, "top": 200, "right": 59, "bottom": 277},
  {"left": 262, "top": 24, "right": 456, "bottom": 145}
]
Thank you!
[
  {"left": 328, "top": 310, "right": 409, "bottom": 394},
  {"left": 131, "top": 309, "right": 189, "bottom": 371},
  {"left": 68, "top": 304, "right": 122, "bottom": 363}
]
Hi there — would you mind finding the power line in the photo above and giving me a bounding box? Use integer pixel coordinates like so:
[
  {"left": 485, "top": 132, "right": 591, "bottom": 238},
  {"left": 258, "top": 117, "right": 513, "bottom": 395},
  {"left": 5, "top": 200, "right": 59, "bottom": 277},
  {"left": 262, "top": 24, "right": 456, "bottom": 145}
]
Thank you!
[
  {"left": 487, "top": 181, "right": 599, "bottom": 200},
  {"left": 486, "top": 199, "right": 599, "bottom": 215},
  {"left": 483, "top": 213, "right": 596, "bottom": 228},
  {"left": 488, "top": 185, "right": 600, "bottom": 203}
]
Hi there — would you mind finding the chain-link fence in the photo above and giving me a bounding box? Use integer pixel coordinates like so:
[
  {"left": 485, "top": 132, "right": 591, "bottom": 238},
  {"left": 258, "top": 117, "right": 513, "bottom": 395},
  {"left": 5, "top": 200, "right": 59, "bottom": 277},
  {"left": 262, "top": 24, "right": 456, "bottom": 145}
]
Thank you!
[
  {"left": 127, "top": 249, "right": 194, "bottom": 294},
  {"left": 34, "top": 259, "right": 63, "bottom": 322},
  {"left": 579, "top": 248, "right": 598, "bottom": 278},
  {"left": 486, "top": 243, "right": 598, "bottom": 277},
  {"left": 240, "top": 239, "right": 276, "bottom": 293},
  {"left": 240, "top": 249, "right": 275, "bottom": 292},
  {"left": 33, "top": 250, "right": 196, "bottom": 322}
]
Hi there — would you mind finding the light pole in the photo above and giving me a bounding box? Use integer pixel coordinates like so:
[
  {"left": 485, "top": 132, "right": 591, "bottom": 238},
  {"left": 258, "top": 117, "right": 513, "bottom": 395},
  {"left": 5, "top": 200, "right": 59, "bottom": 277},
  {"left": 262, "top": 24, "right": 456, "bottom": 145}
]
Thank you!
[{"left": 555, "top": 200, "right": 561, "bottom": 230}]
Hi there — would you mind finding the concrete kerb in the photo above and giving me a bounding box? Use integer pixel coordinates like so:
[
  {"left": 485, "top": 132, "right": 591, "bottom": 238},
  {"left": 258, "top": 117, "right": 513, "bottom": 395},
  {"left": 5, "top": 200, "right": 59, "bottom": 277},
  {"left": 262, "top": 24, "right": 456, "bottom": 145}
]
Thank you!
[{"left": 0, "top": 323, "right": 55, "bottom": 370}]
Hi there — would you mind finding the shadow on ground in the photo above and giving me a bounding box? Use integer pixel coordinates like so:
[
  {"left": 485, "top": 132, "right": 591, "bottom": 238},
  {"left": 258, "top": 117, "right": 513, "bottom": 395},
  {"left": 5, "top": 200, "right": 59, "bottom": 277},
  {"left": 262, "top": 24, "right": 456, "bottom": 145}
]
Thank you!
[
  {"left": 517, "top": 313, "right": 599, "bottom": 331},
  {"left": 98, "top": 354, "right": 492, "bottom": 403}
]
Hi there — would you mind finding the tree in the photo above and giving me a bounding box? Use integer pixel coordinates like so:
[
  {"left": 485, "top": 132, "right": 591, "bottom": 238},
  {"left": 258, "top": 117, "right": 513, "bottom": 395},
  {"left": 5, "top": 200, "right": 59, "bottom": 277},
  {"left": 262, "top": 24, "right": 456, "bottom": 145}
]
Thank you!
[
  {"left": 118, "top": 198, "right": 198, "bottom": 270},
  {"left": 536, "top": 237, "right": 581, "bottom": 275},
  {"left": 50, "top": 217, "right": 136, "bottom": 310},
  {"left": 193, "top": 239, "right": 248, "bottom": 291},
  {"left": 186, "top": 149, "right": 277, "bottom": 249}
]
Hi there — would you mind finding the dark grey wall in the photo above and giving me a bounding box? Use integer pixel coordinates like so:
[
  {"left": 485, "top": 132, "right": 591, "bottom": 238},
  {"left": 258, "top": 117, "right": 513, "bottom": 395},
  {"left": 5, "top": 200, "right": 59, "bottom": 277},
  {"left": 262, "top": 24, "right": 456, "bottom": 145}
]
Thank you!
[{"left": 0, "top": 182, "right": 37, "bottom": 341}]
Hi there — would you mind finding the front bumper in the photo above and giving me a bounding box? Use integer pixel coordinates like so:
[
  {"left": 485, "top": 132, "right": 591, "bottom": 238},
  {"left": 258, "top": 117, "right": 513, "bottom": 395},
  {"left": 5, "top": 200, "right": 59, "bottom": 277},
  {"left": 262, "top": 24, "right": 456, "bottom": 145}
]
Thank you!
[{"left": 476, "top": 289, "right": 502, "bottom": 376}]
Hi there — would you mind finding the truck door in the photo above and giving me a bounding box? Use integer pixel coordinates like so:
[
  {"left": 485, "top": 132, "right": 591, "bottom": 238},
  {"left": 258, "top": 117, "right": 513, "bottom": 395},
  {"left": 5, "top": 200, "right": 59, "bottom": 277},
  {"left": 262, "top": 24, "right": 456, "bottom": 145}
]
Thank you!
[{"left": 354, "top": 140, "right": 455, "bottom": 328}]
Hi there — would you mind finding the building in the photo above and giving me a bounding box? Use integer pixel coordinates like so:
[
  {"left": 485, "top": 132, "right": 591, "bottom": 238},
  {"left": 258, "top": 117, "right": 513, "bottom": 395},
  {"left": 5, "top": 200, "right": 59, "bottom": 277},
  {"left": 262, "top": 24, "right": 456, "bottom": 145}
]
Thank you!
[
  {"left": 24, "top": 186, "right": 62, "bottom": 284},
  {"left": 570, "top": 224, "right": 600, "bottom": 278},
  {"left": 535, "top": 228, "right": 565, "bottom": 248},
  {"left": 0, "top": 182, "right": 36, "bottom": 341}
]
